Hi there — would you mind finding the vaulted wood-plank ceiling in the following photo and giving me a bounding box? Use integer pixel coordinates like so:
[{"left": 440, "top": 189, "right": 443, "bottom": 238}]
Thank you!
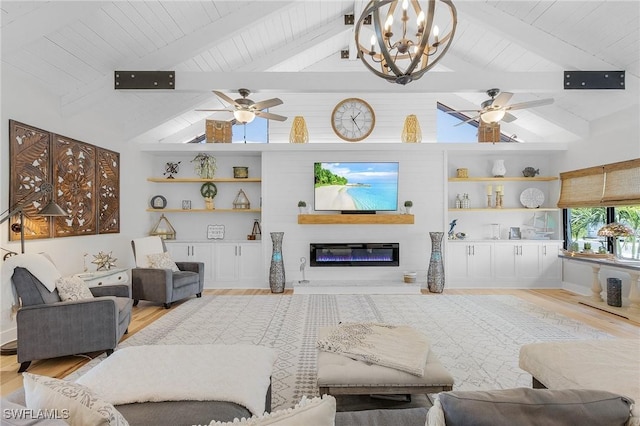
[{"left": 1, "top": 1, "right": 638, "bottom": 143}]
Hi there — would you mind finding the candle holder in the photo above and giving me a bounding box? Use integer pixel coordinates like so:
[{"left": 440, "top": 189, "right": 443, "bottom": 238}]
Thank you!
[
  {"left": 496, "top": 192, "right": 503, "bottom": 209},
  {"left": 486, "top": 194, "right": 493, "bottom": 208}
]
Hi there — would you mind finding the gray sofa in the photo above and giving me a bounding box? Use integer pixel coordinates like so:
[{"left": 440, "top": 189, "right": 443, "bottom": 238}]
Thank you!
[{"left": 11, "top": 267, "right": 132, "bottom": 373}]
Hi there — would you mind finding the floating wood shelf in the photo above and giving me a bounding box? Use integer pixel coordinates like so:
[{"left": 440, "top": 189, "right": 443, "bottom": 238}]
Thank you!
[
  {"left": 448, "top": 208, "right": 559, "bottom": 212},
  {"left": 448, "top": 176, "right": 558, "bottom": 182},
  {"left": 148, "top": 177, "right": 261, "bottom": 183},
  {"left": 146, "top": 208, "right": 261, "bottom": 213},
  {"left": 298, "top": 214, "right": 414, "bottom": 225}
]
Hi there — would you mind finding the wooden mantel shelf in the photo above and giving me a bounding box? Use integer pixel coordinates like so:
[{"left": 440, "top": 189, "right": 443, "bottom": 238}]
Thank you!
[{"left": 298, "top": 214, "right": 414, "bottom": 225}]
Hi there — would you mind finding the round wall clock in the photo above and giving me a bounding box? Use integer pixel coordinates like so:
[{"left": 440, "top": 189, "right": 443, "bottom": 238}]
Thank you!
[{"left": 331, "top": 98, "right": 375, "bottom": 142}]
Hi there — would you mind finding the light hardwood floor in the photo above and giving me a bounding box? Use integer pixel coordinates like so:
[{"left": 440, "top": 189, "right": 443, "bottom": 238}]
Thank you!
[{"left": 1, "top": 289, "right": 638, "bottom": 397}]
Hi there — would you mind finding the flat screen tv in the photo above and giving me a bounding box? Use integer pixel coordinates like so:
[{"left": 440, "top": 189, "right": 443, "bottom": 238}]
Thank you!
[{"left": 314, "top": 162, "right": 399, "bottom": 213}]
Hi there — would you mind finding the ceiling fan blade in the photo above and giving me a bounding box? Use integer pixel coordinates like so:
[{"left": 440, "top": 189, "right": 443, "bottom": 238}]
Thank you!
[
  {"left": 213, "top": 90, "right": 241, "bottom": 108},
  {"left": 502, "top": 112, "right": 517, "bottom": 123},
  {"left": 255, "top": 111, "right": 287, "bottom": 121},
  {"left": 454, "top": 114, "right": 480, "bottom": 126},
  {"left": 491, "top": 91, "right": 513, "bottom": 108},
  {"left": 505, "top": 98, "right": 554, "bottom": 111},
  {"left": 446, "top": 109, "right": 481, "bottom": 114},
  {"left": 195, "top": 109, "right": 232, "bottom": 112},
  {"left": 251, "top": 98, "right": 283, "bottom": 111}
]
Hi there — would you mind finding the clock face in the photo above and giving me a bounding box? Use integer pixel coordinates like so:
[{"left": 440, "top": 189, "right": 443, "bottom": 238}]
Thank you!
[{"left": 331, "top": 98, "right": 375, "bottom": 142}]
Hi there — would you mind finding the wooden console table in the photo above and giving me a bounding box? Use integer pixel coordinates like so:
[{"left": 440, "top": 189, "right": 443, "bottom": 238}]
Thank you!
[{"left": 559, "top": 254, "right": 640, "bottom": 324}]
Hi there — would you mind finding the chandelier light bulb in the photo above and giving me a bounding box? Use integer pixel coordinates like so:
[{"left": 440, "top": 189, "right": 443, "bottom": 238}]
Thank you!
[
  {"left": 417, "top": 11, "right": 425, "bottom": 30},
  {"left": 433, "top": 25, "right": 440, "bottom": 44},
  {"left": 371, "top": 34, "right": 377, "bottom": 52},
  {"left": 385, "top": 15, "right": 394, "bottom": 33}
]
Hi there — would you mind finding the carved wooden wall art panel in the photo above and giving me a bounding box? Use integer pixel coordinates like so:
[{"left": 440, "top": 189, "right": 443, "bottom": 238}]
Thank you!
[
  {"left": 97, "top": 148, "right": 120, "bottom": 234},
  {"left": 8, "top": 121, "right": 53, "bottom": 241},
  {"left": 8, "top": 120, "right": 120, "bottom": 241},
  {"left": 53, "top": 135, "right": 96, "bottom": 237}
]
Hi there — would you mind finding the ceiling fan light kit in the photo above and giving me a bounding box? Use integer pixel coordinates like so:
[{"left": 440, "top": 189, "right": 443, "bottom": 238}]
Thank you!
[
  {"left": 355, "top": 0, "right": 457, "bottom": 85},
  {"left": 196, "top": 88, "right": 287, "bottom": 124},
  {"left": 449, "top": 88, "right": 555, "bottom": 129}
]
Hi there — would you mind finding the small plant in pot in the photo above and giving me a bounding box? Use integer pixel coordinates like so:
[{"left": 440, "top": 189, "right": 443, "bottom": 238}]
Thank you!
[
  {"left": 403, "top": 200, "right": 413, "bottom": 214},
  {"left": 298, "top": 200, "right": 307, "bottom": 214},
  {"left": 200, "top": 182, "right": 217, "bottom": 210},
  {"left": 192, "top": 153, "right": 217, "bottom": 179}
]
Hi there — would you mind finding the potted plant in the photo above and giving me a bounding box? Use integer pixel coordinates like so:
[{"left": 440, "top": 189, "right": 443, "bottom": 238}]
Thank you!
[
  {"left": 192, "top": 153, "right": 217, "bottom": 179},
  {"left": 583, "top": 242, "right": 592, "bottom": 253},
  {"left": 404, "top": 200, "right": 413, "bottom": 214},
  {"left": 200, "top": 182, "right": 217, "bottom": 210},
  {"left": 298, "top": 200, "right": 308, "bottom": 214}
]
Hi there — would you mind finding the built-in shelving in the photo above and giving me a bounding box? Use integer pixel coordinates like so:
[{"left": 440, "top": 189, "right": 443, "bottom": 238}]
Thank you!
[
  {"left": 147, "top": 177, "right": 261, "bottom": 183},
  {"left": 298, "top": 214, "right": 414, "bottom": 225},
  {"left": 448, "top": 208, "right": 559, "bottom": 212},
  {"left": 147, "top": 208, "right": 261, "bottom": 213},
  {"left": 448, "top": 176, "right": 558, "bottom": 182}
]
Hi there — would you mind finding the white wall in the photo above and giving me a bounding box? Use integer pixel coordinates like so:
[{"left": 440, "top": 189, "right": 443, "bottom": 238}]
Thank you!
[
  {"left": 0, "top": 67, "right": 149, "bottom": 344},
  {"left": 261, "top": 148, "right": 445, "bottom": 284}
]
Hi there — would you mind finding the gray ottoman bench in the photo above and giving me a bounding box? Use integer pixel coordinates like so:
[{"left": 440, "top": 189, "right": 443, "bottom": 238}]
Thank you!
[{"left": 316, "top": 327, "right": 454, "bottom": 399}]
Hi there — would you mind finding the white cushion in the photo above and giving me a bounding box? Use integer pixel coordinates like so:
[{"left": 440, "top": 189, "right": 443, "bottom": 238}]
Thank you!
[
  {"left": 519, "top": 339, "right": 640, "bottom": 421},
  {"left": 3, "top": 253, "right": 61, "bottom": 292},
  {"left": 55, "top": 276, "right": 93, "bottom": 301},
  {"left": 147, "top": 252, "right": 179, "bottom": 272},
  {"left": 132, "top": 236, "right": 164, "bottom": 268},
  {"left": 208, "top": 395, "right": 336, "bottom": 426},
  {"left": 23, "top": 373, "right": 128, "bottom": 426}
]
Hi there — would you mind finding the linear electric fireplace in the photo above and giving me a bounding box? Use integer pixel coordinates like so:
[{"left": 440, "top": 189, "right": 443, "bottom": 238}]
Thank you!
[{"left": 310, "top": 243, "right": 399, "bottom": 267}]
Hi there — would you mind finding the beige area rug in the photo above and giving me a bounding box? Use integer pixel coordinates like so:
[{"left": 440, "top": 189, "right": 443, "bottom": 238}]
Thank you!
[{"left": 67, "top": 294, "right": 613, "bottom": 411}]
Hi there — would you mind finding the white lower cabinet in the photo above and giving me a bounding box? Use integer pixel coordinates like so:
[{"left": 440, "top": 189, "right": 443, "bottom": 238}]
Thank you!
[
  {"left": 447, "top": 242, "right": 493, "bottom": 283},
  {"left": 540, "top": 242, "right": 563, "bottom": 281},
  {"left": 165, "top": 242, "right": 214, "bottom": 285},
  {"left": 165, "top": 241, "right": 263, "bottom": 288},
  {"left": 494, "top": 243, "right": 540, "bottom": 281},
  {"left": 448, "top": 240, "right": 563, "bottom": 287},
  {"left": 214, "top": 243, "right": 263, "bottom": 287}
]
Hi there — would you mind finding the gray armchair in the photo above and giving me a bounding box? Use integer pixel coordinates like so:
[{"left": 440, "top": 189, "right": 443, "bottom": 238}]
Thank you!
[
  {"left": 131, "top": 237, "right": 204, "bottom": 309},
  {"left": 11, "top": 265, "right": 132, "bottom": 373}
]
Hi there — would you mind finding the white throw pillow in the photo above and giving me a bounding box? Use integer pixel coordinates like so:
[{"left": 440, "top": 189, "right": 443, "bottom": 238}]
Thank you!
[
  {"left": 147, "top": 252, "right": 180, "bottom": 272},
  {"left": 56, "top": 276, "right": 94, "bottom": 301},
  {"left": 23, "top": 372, "right": 129, "bottom": 426},
  {"left": 208, "top": 395, "right": 336, "bottom": 426}
]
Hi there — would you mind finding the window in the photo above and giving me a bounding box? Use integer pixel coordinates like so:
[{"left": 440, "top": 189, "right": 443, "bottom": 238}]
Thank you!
[{"left": 564, "top": 206, "right": 640, "bottom": 259}]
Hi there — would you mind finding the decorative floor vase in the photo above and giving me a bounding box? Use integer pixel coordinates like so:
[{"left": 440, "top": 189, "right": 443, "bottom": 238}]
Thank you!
[
  {"left": 428, "top": 232, "right": 445, "bottom": 293},
  {"left": 269, "top": 232, "right": 285, "bottom": 293},
  {"left": 606, "top": 278, "right": 622, "bottom": 307}
]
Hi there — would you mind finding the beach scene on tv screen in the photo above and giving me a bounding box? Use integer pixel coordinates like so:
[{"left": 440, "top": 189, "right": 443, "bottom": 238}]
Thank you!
[{"left": 314, "top": 162, "right": 399, "bottom": 211}]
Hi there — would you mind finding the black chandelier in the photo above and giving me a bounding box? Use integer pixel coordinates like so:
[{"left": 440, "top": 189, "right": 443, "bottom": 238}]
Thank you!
[{"left": 355, "top": 0, "right": 457, "bottom": 85}]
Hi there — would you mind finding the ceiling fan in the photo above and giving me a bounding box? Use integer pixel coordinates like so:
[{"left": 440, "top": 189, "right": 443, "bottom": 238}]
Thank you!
[
  {"left": 196, "top": 89, "right": 287, "bottom": 124},
  {"left": 449, "top": 88, "right": 554, "bottom": 126}
]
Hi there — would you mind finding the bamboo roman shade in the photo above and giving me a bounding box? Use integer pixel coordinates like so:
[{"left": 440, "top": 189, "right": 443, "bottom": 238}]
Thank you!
[
  {"left": 602, "top": 159, "right": 640, "bottom": 206},
  {"left": 557, "top": 158, "right": 640, "bottom": 208}
]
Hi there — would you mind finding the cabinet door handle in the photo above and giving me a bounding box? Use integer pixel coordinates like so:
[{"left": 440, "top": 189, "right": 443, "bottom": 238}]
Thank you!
[
  {"left": 471, "top": 245, "right": 475, "bottom": 256},
  {"left": 235, "top": 246, "right": 238, "bottom": 256},
  {"left": 191, "top": 245, "right": 195, "bottom": 256},
  {"left": 238, "top": 246, "right": 242, "bottom": 256},
  {"left": 543, "top": 246, "right": 547, "bottom": 255},
  {"left": 514, "top": 246, "right": 518, "bottom": 255}
]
